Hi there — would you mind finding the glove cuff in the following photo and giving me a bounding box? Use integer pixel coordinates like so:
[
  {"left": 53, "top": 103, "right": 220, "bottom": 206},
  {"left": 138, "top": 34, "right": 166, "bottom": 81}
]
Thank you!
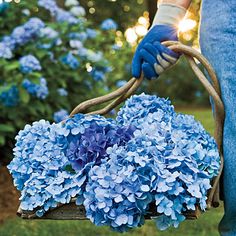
[{"left": 152, "top": 3, "right": 187, "bottom": 28}]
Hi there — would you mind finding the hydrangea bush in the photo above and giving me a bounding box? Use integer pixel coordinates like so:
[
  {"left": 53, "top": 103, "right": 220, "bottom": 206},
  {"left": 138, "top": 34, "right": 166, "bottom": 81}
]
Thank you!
[
  {"left": 0, "top": 0, "right": 132, "bottom": 163},
  {"left": 8, "top": 93, "right": 220, "bottom": 232}
]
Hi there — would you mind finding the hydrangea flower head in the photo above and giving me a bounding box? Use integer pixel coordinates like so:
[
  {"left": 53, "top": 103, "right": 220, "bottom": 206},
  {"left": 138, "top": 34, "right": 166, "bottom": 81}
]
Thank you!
[
  {"left": 116, "top": 93, "right": 174, "bottom": 126},
  {"left": 84, "top": 152, "right": 152, "bottom": 232},
  {"left": 101, "top": 19, "right": 118, "bottom": 31},
  {"left": 19, "top": 55, "right": 42, "bottom": 74},
  {"left": 60, "top": 52, "right": 79, "bottom": 69},
  {"left": 8, "top": 120, "right": 85, "bottom": 215},
  {"left": 86, "top": 29, "right": 97, "bottom": 39},
  {"left": 22, "top": 78, "right": 49, "bottom": 100},
  {"left": 70, "top": 6, "right": 86, "bottom": 17},
  {"left": 65, "top": 0, "right": 79, "bottom": 7},
  {"left": 0, "top": 42, "right": 13, "bottom": 59},
  {"left": 10, "top": 17, "right": 45, "bottom": 48},
  {"left": 0, "top": 85, "right": 19, "bottom": 107},
  {"left": 54, "top": 109, "right": 69, "bottom": 123},
  {"left": 57, "top": 88, "right": 68, "bottom": 96},
  {"left": 62, "top": 114, "right": 135, "bottom": 174}
]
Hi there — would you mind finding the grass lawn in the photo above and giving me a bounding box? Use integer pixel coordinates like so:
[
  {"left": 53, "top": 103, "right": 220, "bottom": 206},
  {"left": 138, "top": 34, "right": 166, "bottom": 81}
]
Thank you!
[{"left": 0, "top": 108, "right": 224, "bottom": 236}]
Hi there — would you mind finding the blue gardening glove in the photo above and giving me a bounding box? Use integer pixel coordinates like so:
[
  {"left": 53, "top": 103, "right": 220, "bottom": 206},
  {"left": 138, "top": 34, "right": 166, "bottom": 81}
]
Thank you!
[{"left": 132, "top": 4, "right": 187, "bottom": 80}]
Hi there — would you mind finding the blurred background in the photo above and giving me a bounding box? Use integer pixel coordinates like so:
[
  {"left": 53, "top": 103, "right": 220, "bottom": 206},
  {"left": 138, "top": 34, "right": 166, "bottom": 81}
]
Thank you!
[{"left": 0, "top": 1, "right": 222, "bottom": 235}]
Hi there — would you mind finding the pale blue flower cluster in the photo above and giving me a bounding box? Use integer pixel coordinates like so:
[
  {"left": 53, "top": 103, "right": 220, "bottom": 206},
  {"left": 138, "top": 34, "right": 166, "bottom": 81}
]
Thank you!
[
  {"left": 84, "top": 143, "right": 153, "bottom": 232},
  {"left": 60, "top": 52, "right": 79, "bottom": 69},
  {"left": 117, "top": 93, "right": 175, "bottom": 126},
  {"left": 86, "top": 28, "right": 97, "bottom": 39},
  {"left": 38, "top": 0, "right": 80, "bottom": 25},
  {"left": 101, "top": 19, "right": 118, "bottom": 31},
  {"left": 22, "top": 77, "right": 49, "bottom": 99},
  {"left": 0, "top": 17, "right": 44, "bottom": 59},
  {"left": 19, "top": 55, "right": 42, "bottom": 74},
  {"left": 0, "top": 85, "right": 19, "bottom": 107},
  {"left": 70, "top": 6, "right": 86, "bottom": 17},
  {"left": 114, "top": 94, "right": 220, "bottom": 230},
  {"left": 8, "top": 120, "right": 85, "bottom": 216},
  {"left": 0, "top": 42, "right": 12, "bottom": 59},
  {"left": 54, "top": 109, "right": 69, "bottom": 123},
  {"left": 57, "top": 88, "right": 68, "bottom": 96},
  {"left": 8, "top": 94, "right": 220, "bottom": 232}
]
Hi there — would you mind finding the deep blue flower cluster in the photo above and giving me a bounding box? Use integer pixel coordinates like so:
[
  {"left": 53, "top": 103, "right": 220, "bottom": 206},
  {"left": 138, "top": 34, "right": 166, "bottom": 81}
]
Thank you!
[
  {"left": 0, "top": 85, "right": 19, "bottom": 107},
  {"left": 101, "top": 19, "right": 118, "bottom": 31},
  {"left": 0, "top": 17, "right": 44, "bottom": 59},
  {"left": 61, "top": 114, "right": 135, "bottom": 173},
  {"left": 60, "top": 52, "right": 79, "bottom": 69},
  {"left": 22, "top": 77, "right": 49, "bottom": 99},
  {"left": 8, "top": 94, "right": 220, "bottom": 232},
  {"left": 19, "top": 55, "right": 42, "bottom": 74}
]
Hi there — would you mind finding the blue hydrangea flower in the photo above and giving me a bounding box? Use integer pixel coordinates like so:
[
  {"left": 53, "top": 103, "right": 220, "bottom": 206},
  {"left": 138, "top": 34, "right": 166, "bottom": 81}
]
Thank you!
[
  {"left": 57, "top": 88, "right": 68, "bottom": 96},
  {"left": 116, "top": 80, "right": 126, "bottom": 88},
  {"left": 8, "top": 120, "right": 85, "bottom": 215},
  {"left": 86, "top": 50, "right": 103, "bottom": 62},
  {"left": 22, "top": 9, "right": 30, "bottom": 16},
  {"left": 22, "top": 78, "right": 49, "bottom": 99},
  {"left": 84, "top": 153, "right": 152, "bottom": 232},
  {"left": 65, "top": 0, "right": 79, "bottom": 7},
  {"left": 0, "top": 42, "right": 13, "bottom": 59},
  {"left": 19, "top": 55, "right": 42, "bottom": 74},
  {"left": 90, "top": 69, "right": 105, "bottom": 81},
  {"left": 70, "top": 6, "right": 86, "bottom": 17},
  {"left": 38, "top": 0, "right": 58, "bottom": 15},
  {"left": 39, "top": 27, "right": 59, "bottom": 39},
  {"left": 112, "top": 44, "right": 122, "bottom": 50},
  {"left": 0, "top": 85, "right": 19, "bottom": 107},
  {"left": 60, "top": 52, "right": 79, "bottom": 69},
  {"left": 101, "top": 19, "right": 118, "bottom": 31},
  {"left": 56, "top": 8, "right": 79, "bottom": 24},
  {"left": 11, "top": 18, "right": 45, "bottom": 48},
  {"left": 54, "top": 109, "right": 69, "bottom": 123},
  {"left": 61, "top": 114, "right": 135, "bottom": 173},
  {"left": 69, "top": 32, "right": 87, "bottom": 42},
  {"left": 86, "top": 29, "right": 97, "bottom": 39},
  {"left": 116, "top": 93, "right": 175, "bottom": 126},
  {"left": 38, "top": 0, "right": 79, "bottom": 24},
  {"left": 69, "top": 39, "right": 83, "bottom": 49}
]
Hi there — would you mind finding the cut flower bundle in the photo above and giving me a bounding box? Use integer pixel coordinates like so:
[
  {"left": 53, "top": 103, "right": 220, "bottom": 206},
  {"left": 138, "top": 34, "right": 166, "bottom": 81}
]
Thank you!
[{"left": 8, "top": 93, "right": 220, "bottom": 232}]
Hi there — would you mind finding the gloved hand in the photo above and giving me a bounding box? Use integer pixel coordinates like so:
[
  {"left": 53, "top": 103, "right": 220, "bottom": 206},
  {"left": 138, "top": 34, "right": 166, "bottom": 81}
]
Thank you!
[{"left": 132, "top": 4, "right": 187, "bottom": 80}]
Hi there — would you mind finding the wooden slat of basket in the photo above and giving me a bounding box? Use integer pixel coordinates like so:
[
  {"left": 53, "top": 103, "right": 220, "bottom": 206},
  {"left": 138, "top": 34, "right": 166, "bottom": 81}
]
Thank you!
[{"left": 17, "top": 203, "right": 201, "bottom": 220}]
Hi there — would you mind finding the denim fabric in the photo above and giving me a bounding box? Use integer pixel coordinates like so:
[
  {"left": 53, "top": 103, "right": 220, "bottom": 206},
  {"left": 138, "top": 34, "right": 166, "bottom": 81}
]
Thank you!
[{"left": 200, "top": 1, "right": 236, "bottom": 235}]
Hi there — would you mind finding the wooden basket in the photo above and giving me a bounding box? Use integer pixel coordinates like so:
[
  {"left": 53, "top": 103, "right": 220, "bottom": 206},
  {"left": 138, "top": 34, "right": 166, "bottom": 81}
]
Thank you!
[{"left": 17, "top": 41, "right": 225, "bottom": 220}]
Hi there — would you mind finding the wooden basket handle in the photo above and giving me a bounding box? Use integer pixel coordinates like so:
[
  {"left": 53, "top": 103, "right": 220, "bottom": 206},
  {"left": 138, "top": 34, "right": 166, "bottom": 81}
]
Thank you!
[{"left": 70, "top": 41, "right": 225, "bottom": 209}]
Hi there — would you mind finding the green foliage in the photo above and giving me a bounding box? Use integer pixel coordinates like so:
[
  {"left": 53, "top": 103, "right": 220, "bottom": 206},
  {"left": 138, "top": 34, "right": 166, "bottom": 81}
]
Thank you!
[
  {"left": 0, "top": 0, "right": 134, "bottom": 164},
  {"left": 79, "top": 0, "right": 146, "bottom": 31}
]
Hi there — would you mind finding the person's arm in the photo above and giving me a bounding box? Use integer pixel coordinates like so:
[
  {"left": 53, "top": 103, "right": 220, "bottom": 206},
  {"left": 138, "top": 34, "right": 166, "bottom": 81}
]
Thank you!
[
  {"left": 158, "top": 0, "right": 192, "bottom": 9},
  {"left": 132, "top": 0, "right": 192, "bottom": 80},
  {"left": 152, "top": 0, "right": 192, "bottom": 27}
]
